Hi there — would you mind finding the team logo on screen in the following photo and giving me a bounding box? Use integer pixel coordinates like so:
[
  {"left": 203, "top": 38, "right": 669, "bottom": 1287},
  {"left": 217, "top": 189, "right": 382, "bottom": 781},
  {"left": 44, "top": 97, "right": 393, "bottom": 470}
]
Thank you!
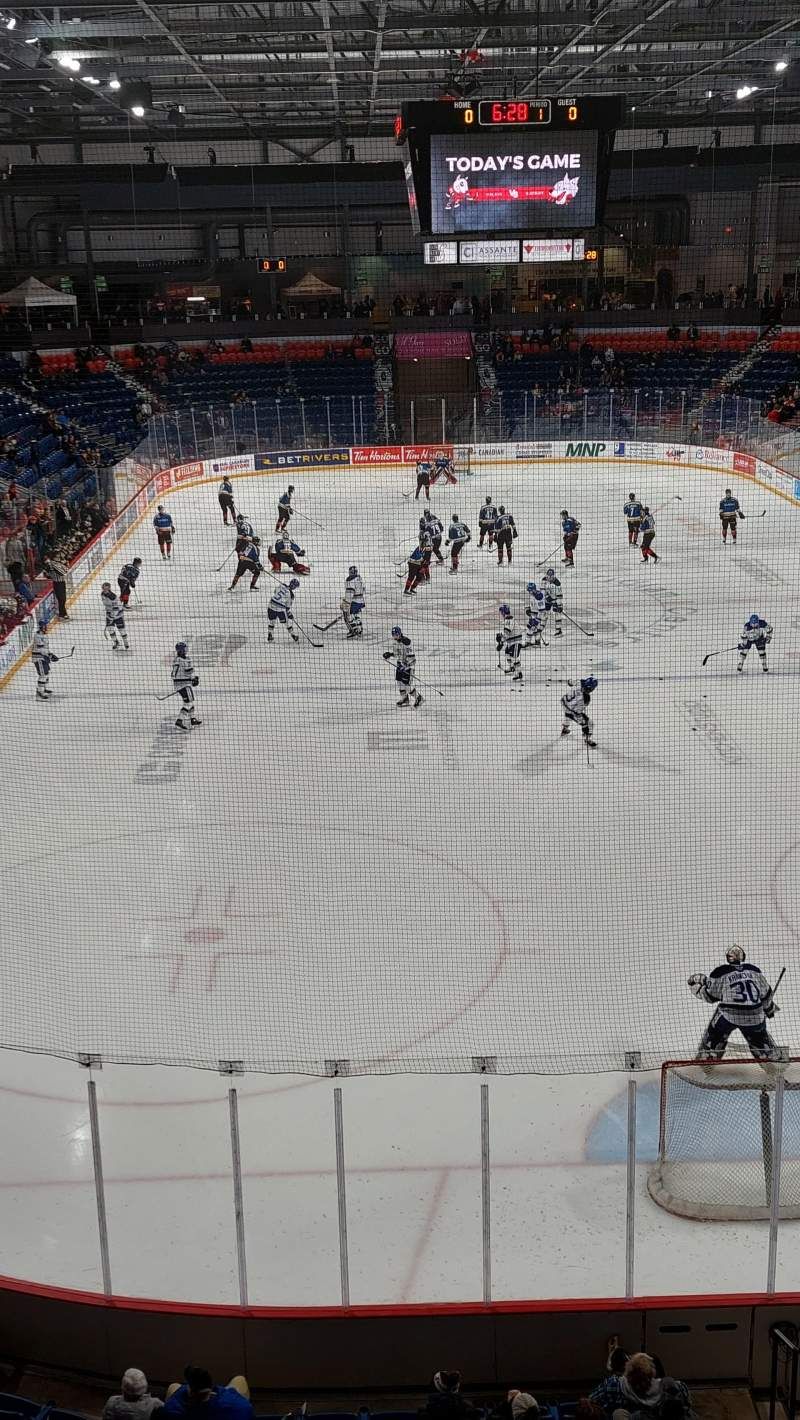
[{"left": 445, "top": 170, "right": 580, "bottom": 211}]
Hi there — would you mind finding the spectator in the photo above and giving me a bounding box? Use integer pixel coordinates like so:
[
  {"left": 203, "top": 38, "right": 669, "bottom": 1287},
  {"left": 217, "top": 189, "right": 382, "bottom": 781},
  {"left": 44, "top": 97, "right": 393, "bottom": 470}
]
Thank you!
[
  {"left": 4, "top": 530, "right": 26, "bottom": 583},
  {"left": 591, "top": 1353, "right": 691, "bottom": 1420},
  {"left": 104, "top": 1369, "right": 164, "bottom": 1420},
  {"left": 43, "top": 554, "right": 70, "bottom": 619},
  {"left": 163, "top": 1366, "right": 253, "bottom": 1420},
  {"left": 420, "top": 1371, "right": 477, "bottom": 1420},
  {"left": 666, "top": 322, "right": 681, "bottom": 342},
  {"left": 54, "top": 497, "right": 73, "bottom": 540},
  {"left": 687, "top": 323, "right": 699, "bottom": 342}
]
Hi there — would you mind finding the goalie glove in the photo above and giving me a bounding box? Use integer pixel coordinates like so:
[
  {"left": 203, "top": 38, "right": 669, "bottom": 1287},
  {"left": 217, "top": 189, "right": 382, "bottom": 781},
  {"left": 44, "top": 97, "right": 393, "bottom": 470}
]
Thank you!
[
  {"left": 495, "top": 633, "right": 503, "bottom": 649},
  {"left": 687, "top": 973, "right": 708, "bottom": 996},
  {"left": 382, "top": 651, "right": 393, "bottom": 661},
  {"left": 192, "top": 676, "right": 199, "bottom": 687}
]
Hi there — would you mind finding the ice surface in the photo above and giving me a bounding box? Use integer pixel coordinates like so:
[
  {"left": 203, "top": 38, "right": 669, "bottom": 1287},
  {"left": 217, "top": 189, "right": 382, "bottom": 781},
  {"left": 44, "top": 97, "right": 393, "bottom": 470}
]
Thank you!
[{"left": 2, "top": 458, "right": 799, "bottom": 1301}]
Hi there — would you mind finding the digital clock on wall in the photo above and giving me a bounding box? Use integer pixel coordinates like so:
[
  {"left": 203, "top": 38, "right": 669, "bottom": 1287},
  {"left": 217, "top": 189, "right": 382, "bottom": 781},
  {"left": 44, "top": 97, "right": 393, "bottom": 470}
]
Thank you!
[{"left": 475, "top": 99, "right": 552, "bottom": 127}]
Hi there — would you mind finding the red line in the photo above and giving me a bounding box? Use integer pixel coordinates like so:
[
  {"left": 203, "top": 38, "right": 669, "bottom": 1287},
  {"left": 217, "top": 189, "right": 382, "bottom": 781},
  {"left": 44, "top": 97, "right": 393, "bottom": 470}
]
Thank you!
[{"left": 400, "top": 1168, "right": 450, "bottom": 1302}]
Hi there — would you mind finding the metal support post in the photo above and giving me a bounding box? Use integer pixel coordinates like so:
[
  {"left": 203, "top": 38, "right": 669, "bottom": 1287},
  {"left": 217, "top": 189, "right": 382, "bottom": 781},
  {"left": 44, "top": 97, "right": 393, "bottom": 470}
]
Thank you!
[
  {"left": 333, "top": 1086, "right": 350, "bottom": 1307},
  {"left": 767, "top": 1071, "right": 786, "bottom": 1294},
  {"left": 480, "top": 1082, "right": 491, "bottom": 1304},
  {"left": 228, "top": 1087, "right": 248, "bottom": 1306},
  {"left": 625, "top": 1077, "right": 637, "bottom": 1298},
  {"left": 87, "top": 1080, "right": 112, "bottom": 1296}
]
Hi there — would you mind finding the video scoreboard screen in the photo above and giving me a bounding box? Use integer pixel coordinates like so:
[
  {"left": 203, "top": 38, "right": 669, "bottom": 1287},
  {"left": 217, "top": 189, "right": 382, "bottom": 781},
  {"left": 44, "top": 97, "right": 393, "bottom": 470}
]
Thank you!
[{"left": 398, "top": 96, "right": 623, "bottom": 237}]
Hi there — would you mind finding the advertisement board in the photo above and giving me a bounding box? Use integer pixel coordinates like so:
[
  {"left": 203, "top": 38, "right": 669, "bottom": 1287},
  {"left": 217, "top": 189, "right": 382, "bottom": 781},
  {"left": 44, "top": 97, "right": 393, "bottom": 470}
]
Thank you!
[
  {"left": 171, "top": 461, "right": 205, "bottom": 483},
  {"left": 255, "top": 448, "right": 350, "bottom": 469},
  {"left": 514, "top": 441, "right": 555, "bottom": 459},
  {"left": 351, "top": 445, "right": 403, "bottom": 465},
  {"left": 209, "top": 455, "right": 254, "bottom": 476},
  {"left": 521, "top": 238, "right": 576, "bottom": 263},
  {"left": 401, "top": 443, "right": 453, "bottom": 464},
  {"left": 459, "top": 239, "right": 520, "bottom": 264},
  {"left": 733, "top": 452, "right": 756, "bottom": 476},
  {"left": 431, "top": 131, "right": 598, "bottom": 234},
  {"left": 423, "top": 241, "right": 458, "bottom": 265}
]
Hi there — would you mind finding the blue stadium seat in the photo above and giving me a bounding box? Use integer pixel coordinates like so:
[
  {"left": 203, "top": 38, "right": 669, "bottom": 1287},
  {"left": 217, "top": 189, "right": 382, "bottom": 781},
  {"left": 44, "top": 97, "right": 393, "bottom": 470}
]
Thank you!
[{"left": 0, "top": 1396, "right": 44, "bottom": 1419}]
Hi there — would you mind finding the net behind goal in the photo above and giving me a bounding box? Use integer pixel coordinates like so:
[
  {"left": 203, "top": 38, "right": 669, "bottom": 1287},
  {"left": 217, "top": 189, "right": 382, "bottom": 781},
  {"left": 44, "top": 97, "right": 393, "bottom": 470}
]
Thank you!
[{"left": 647, "top": 1059, "right": 800, "bottom": 1221}]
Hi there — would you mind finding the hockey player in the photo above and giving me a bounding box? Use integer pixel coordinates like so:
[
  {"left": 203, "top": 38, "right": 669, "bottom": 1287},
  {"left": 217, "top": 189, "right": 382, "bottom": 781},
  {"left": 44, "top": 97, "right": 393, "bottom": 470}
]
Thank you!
[
  {"left": 153, "top": 505, "right": 174, "bottom": 560},
  {"left": 494, "top": 505, "right": 518, "bottom": 565},
  {"left": 117, "top": 557, "right": 142, "bottom": 606},
  {"left": 639, "top": 507, "right": 659, "bottom": 564},
  {"left": 100, "top": 581, "right": 129, "bottom": 651},
  {"left": 497, "top": 604, "right": 523, "bottom": 687},
  {"left": 433, "top": 451, "right": 457, "bottom": 484},
  {"left": 542, "top": 568, "right": 563, "bottom": 637},
  {"left": 275, "top": 485, "right": 295, "bottom": 532},
  {"left": 341, "top": 566, "right": 365, "bottom": 638},
  {"left": 403, "top": 539, "right": 429, "bottom": 596},
  {"left": 383, "top": 625, "right": 423, "bottom": 708},
  {"left": 719, "top": 488, "right": 745, "bottom": 543},
  {"left": 415, "top": 459, "right": 433, "bottom": 501},
  {"left": 218, "top": 476, "right": 236, "bottom": 525},
  {"left": 267, "top": 578, "right": 300, "bottom": 643},
  {"left": 422, "top": 510, "right": 445, "bottom": 563},
  {"left": 561, "top": 510, "right": 581, "bottom": 567},
  {"left": 525, "top": 583, "right": 548, "bottom": 647},
  {"left": 623, "top": 493, "right": 643, "bottom": 546},
  {"left": 445, "top": 511, "right": 471, "bottom": 574},
  {"left": 561, "top": 677, "right": 597, "bottom": 746},
  {"left": 478, "top": 495, "right": 498, "bottom": 548},
  {"left": 688, "top": 945, "right": 779, "bottom": 1062},
  {"left": 229, "top": 535, "right": 263, "bottom": 591},
  {"left": 269, "top": 533, "right": 310, "bottom": 575},
  {"left": 32, "top": 619, "right": 58, "bottom": 701},
  {"left": 235, "top": 512, "right": 256, "bottom": 554},
  {"left": 737, "top": 613, "right": 772, "bottom": 673},
  {"left": 172, "top": 641, "right": 201, "bottom": 732}
]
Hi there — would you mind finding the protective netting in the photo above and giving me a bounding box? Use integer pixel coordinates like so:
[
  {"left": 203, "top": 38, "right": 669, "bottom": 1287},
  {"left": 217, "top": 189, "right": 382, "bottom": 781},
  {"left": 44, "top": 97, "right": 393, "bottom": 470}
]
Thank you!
[
  {"left": 3, "top": 408, "right": 800, "bottom": 1076},
  {"left": 648, "top": 1061, "right": 800, "bottom": 1220}
]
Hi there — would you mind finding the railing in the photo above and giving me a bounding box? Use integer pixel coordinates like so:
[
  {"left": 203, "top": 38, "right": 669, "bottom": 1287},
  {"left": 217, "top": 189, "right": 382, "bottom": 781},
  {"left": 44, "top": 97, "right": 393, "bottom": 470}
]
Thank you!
[
  {"left": 770, "top": 1322, "right": 799, "bottom": 1420},
  {"left": 126, "top": 387, "right": 800, "bottom": 482}
]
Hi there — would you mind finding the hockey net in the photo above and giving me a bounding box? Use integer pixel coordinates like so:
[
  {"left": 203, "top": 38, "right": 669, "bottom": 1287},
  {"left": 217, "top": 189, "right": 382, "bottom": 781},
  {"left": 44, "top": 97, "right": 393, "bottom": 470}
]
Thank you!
[
  {"left": 647, "top": 1059, "right": 800, "bottom": 1221},
  {"left": 452, "top": 447, "right": 472, "bottom": 481}
]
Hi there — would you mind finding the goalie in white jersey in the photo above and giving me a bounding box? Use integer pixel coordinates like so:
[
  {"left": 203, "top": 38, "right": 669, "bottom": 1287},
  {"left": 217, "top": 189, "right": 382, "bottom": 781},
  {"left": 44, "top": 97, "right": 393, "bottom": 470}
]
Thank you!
[
  {"left": 341, "top": 566, "right": 365, "bottom": 639},
  {"left": 688, "top": 944, "right": 779, "bottom": 1061}
]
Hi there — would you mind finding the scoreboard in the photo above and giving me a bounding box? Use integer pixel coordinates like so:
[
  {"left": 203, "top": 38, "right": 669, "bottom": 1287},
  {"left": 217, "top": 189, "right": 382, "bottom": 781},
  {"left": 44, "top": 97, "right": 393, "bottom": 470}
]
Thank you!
[{"left": 397, "top": 96, "right": 624, "bottom": 237}]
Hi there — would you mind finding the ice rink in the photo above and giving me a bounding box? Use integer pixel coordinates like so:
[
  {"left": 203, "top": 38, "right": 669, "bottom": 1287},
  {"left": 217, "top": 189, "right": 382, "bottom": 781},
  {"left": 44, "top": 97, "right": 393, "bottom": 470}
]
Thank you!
[{"left": 2, "top": 456, "right": 800, "bottom": 1303}]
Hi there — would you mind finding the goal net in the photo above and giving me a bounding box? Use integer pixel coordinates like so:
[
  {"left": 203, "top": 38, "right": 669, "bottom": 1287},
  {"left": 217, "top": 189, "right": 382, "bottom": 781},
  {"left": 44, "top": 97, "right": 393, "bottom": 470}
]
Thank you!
[
  {"left": 452, "top": 446, "right": 472, "bottom": 480},
  {"left": 647, "top": 1059, "right": 800, "bottom": 1221}
]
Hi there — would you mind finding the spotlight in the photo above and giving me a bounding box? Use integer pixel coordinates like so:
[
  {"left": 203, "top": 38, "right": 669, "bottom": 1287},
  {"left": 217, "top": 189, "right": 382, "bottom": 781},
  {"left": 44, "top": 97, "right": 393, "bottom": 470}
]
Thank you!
[
  {"left": 83, "top": 74, "right": 99, "bottom": 85},
  {"left": 775, "top": 60, "right": 788, "bottom": 73},
  {"left": 56, "top": 53, "right": 80, "bottom": 70},
  {"left": 736, "top": 85, "right": 751, "bottom": 100},
  {"left": 130, "top": 104, "right": 145, "bottom": 118},
  {"left": 108, "top": 73, "right": 121, "bottom": 90},
  {"left": 5, "top": 16, "right": 16, "bottom": 29}
]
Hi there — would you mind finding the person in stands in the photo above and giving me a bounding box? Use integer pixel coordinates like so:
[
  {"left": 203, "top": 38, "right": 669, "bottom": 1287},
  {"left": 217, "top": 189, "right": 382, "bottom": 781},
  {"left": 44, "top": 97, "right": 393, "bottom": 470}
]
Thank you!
[
  {"left": 164, "top": 1366, "right": 253, "bottom": 1420},
  {"left": 103, "top": 1368, "right": 163, "bottom": 1420}
]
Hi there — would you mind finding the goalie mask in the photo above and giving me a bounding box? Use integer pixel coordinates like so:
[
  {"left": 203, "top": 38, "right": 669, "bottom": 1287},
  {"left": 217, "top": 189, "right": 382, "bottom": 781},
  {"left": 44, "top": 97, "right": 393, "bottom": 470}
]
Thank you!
[{"left": 726, "top": 944, "right": 746, "bottom": 965}]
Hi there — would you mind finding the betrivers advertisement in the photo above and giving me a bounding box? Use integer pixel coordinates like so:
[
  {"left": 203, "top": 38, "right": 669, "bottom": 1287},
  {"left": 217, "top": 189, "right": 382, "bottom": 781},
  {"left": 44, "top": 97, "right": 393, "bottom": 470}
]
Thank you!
[{"left": 430, "top": 130, "right": 598, "bottom": 233}]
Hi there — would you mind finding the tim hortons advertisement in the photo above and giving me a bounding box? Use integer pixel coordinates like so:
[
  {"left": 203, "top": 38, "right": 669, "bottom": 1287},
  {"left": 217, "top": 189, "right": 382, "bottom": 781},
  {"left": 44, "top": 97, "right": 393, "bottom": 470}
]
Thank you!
[
  {"left": 351, "top": 445, "right": 403, "bottom": 465},
  {"left": 430, "top": 130, "right": 598, "bottom": 234},
  {"left": 402, "top": 444, "right": 454, "bottom": 464}
]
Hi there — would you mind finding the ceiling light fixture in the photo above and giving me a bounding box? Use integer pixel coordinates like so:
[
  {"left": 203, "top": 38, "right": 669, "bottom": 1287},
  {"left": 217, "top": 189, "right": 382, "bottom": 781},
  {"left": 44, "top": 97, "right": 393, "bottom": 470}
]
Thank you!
[
  {"left": 775, "top": 60, "right": 788, "bottom": 72},
  {"left": 108, "top": 72, "right": 121, "bottom": 90},
  {"left": 130, "top": 103, "right": 145, "bottom": 117},
  {"left": 5, "top": 16, "right": 16, "bottom": 29}
]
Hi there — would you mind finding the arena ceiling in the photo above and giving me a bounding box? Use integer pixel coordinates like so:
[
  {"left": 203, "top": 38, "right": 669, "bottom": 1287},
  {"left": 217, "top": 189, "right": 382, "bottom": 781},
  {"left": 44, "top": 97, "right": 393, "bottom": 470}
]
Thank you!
[{"left": 0, "top": 0, "right": 798, "bottom": 150}]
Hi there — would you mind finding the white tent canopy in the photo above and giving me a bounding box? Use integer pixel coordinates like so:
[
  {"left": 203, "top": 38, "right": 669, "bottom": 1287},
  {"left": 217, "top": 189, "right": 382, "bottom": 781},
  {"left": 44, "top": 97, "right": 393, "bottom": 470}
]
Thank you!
[
  {"left": 0, "top": 276, "right": 77, "bottom": 314},
  {"left": 283, "top": 271, "right": 341, "bottom": 298}
]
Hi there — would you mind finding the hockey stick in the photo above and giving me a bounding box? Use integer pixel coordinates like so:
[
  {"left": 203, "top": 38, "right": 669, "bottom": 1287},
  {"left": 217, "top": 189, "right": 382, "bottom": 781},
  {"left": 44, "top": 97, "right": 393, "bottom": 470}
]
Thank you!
[
  {"left": 214, "top": 547, "right": 236, "bottom": 572},
  {"left": 561, "top": 609, "right": 595, "bottom": 638},
  {"left": 293, "top": 619, "right": 323, "bottom": 649},
  {"left": 292, "top": 508, "right": 326, "bottom": 531},
  {"left": 535, "top": 542, "right": 562, "bottom": 569},
  {"left": 413, "top": 674, "right": 444, "bottom": 697},
  {"left": 701, "top": 644, "right": 739, "bottom": 666},
  {"left": 651, "top": 495, "right": 683, "bottom": 514},
  {"left": 155, "top": 688, "right": 181, "bottom": 701},
  {"left": 773, "top": 966, "right": 786, "bottom": 996},
  {"left": 312, "top": 615, "right": 341, "bottom": 632}
]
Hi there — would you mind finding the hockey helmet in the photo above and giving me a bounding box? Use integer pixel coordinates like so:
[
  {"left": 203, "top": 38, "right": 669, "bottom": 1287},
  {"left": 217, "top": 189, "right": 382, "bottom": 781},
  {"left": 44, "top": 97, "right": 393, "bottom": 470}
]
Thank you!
[
  {"left": 499, "top": 603, "right": 511, "bottom": 617},
  {"left": 561, "top": 509, "right": 569, "bottom": 517},
  {"left": 498, "top": 504, "right": 505, "bottom": 514},
  {"left": 287, "top": 485, "right": 295, "bottom": 492},
  {"left": 101, "top": 581, "right": 112, "bottom": 591},
  {"left": 486, "top": 493, "right": 492, "bottom": 501},
  {"left": 391, "top": 625, "right": 403, "bottom": 638},
  {"left": 157, "top": 504, "right": 164, "bottom": 512},
  {"left": 581, "top": 676, "right": 598, "bottom": 692},
  {"left": 175, "top": 641, "right": 188, "bottom": 655},
  {"left": 629, "top": 492, "right": 636, "bottom": 500},
  {"left": 452, "top": 511, "right": 459, "bottom": 520},
  {"left": 348, "top": 565, "right": 358, "bottom": 575},
  {"left": 726, "top": 945, "right": 746, "bottom": 964},
  {"left": 725, "top": 488, "right": 732, "bottom": 497},
  {"left": 288, "top": 578, "right": 300, "bottom": 590},
  {"left": 748, "top": 614, "right": 760, "bottom": 627},
  {"left": 133, "top": 557, "right": 142, "bottom": 566},
  {"left": 251, "top": 536, "right": 261, "bottom": 545},
  {"left": 526, "top": 582, "right": 537, "bottom": 594},
  {"left": 544, "top": 567, "right": 555, "bottom": 578},
  {"left": 37, "top": 619, "right": 48, "bottom": 632}
]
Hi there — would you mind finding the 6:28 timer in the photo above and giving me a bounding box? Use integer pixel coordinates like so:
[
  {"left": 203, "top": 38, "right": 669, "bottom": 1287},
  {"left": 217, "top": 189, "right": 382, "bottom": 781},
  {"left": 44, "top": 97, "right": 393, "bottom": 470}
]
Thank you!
[{"left": 475, "top": 99, "right": 552, "bottom": 127}]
